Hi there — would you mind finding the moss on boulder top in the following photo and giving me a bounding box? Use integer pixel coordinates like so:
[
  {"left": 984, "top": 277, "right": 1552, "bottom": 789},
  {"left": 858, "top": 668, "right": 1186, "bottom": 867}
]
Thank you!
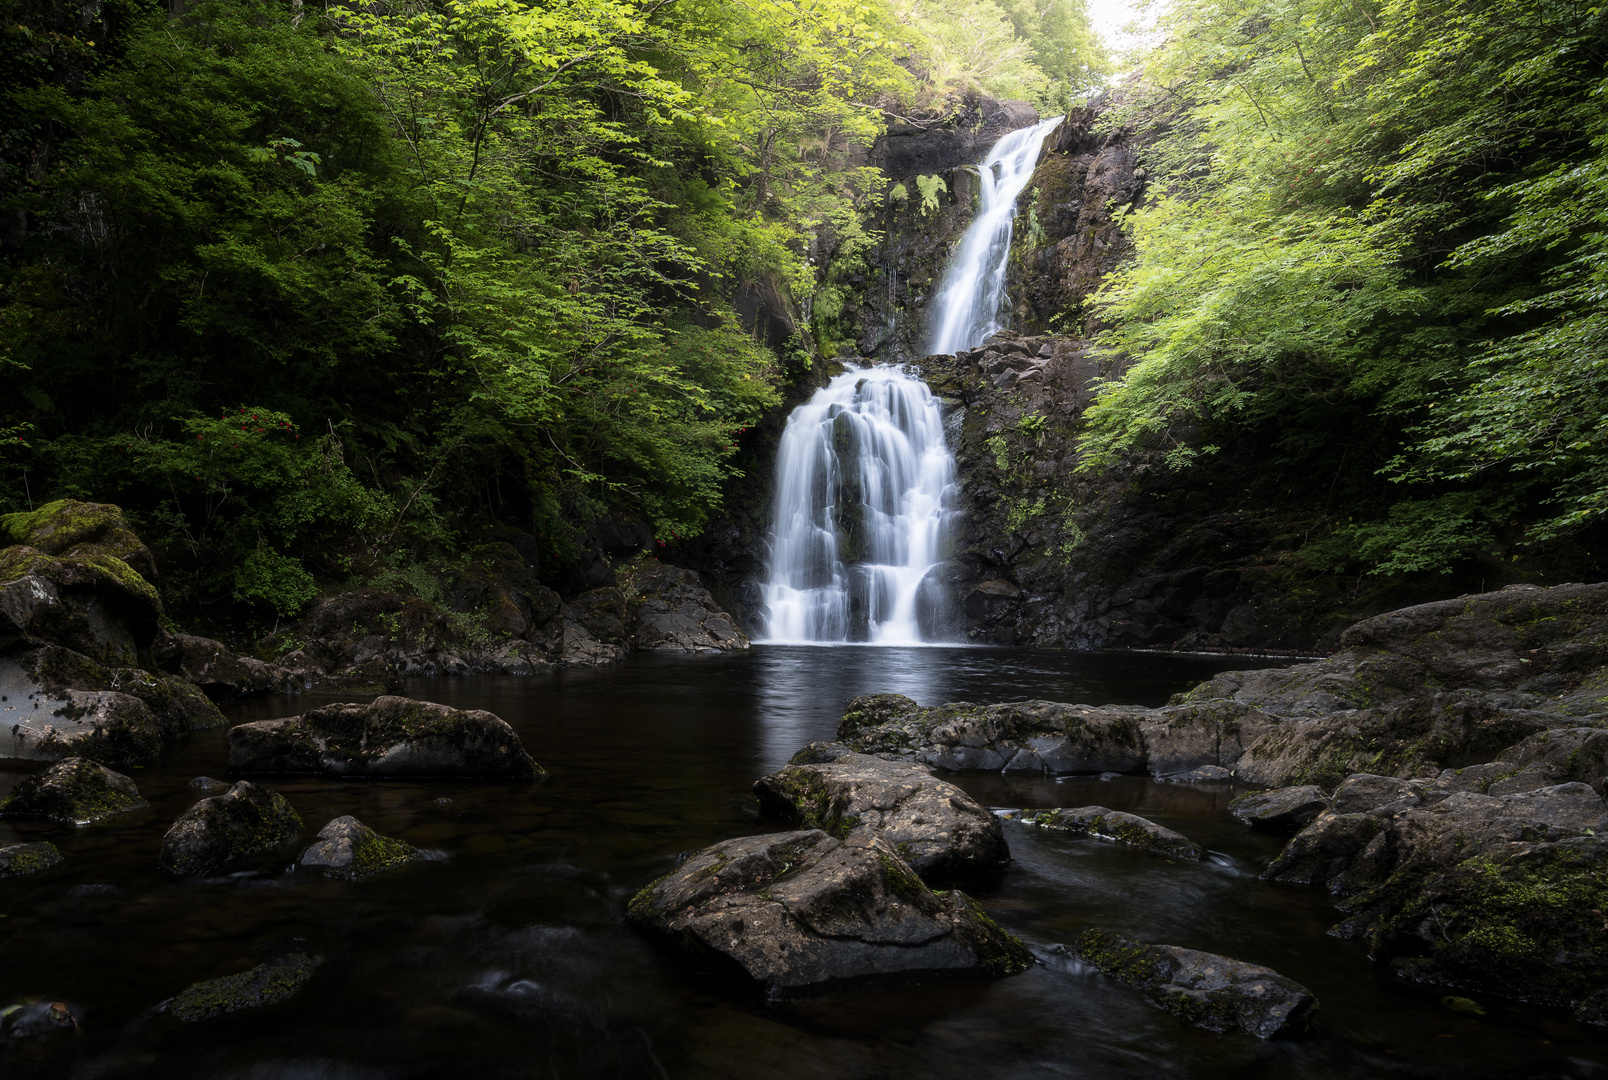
[
  {"left": 0, "top": 841, "right": 64, "bottom": 878},
  {"left": 0, "top": 499, "right": 159, "bottom": 584},
  {"left": 0, "top": 757, "right": 149, "bottom": 824},
  {"left": 297, "top": 815, "right": 419, "bottom": 879},
  {"left": 167, "top": 952, "right": 322, "bottom": 1022}
]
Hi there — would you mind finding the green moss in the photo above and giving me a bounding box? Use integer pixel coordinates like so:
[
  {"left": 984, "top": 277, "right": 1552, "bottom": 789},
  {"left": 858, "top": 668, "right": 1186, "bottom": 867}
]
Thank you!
[
  {"left": 167, "top": 953, "right": 321, "bottom": 1021},
  {"left": 0, "top": 841, "right": 64, "bottom": 877},
  {"left": 956, "top": 894, "right": 1034, "bottom": 976},
  {"left": 878, "top": 852, "right": 929, "bottom": 905},
  {"left": 769, "top": 768, "right": 860, "bottom": 839},
  {"left": 345, "top": 832, "right": 416, "bottom": 879}
]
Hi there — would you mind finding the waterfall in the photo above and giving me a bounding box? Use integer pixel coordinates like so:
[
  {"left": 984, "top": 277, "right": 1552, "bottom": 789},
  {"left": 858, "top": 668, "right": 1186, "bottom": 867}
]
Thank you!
[
  {"left": 759, "top": 366, "right": 956, "bottom": 644},
  {"left": 760, "top": 117, "right": 1060, "bottom": 644},
  {"left": 926, "top": 115, "right": 1063, "bottom": 355}
]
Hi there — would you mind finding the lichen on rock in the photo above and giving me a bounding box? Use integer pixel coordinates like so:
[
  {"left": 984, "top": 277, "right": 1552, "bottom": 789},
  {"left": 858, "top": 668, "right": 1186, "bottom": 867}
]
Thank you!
[
  {"left": 167, "top": 952, "right": 322, "bottom": 1021},
  {"left": 298, "top": 815, "right": 418, "bottom": 879},
  {"left": 0, "top": 757, "right": 148, "bottom": 824}
]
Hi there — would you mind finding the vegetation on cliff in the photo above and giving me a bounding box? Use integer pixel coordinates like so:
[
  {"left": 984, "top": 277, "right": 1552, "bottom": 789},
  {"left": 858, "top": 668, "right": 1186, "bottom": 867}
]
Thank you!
[{"left": 1083, "top": 0, "right": 1606, "bottom": 577}]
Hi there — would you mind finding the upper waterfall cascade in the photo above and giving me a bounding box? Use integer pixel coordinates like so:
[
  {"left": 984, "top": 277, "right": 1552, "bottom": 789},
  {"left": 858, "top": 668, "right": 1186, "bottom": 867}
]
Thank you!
[
  {"left": 926, "top": 115, "right": 1064, "bottom": 356},
  {"left": 760, "top": 117, "right": 1059, "bottom": 644}
]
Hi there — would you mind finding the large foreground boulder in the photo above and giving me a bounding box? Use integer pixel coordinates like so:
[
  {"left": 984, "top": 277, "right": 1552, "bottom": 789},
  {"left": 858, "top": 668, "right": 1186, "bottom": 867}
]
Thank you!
[
  {"left": 1066, "top": 929, "right": 1316, "bottom": 1039},
  {"left": 297, "top": 815, "right": 419, "bottom": 879},
  {"left": 627, "top": 829, "right": 1032, "bottom": 995},
  {"left": 228, "top": 695, "right": 542, "bottom": 778},
  {"left": 1023, "top": 807, "right": 1203, "bottom": 860},
  {"left": 753, "top": 753, "right": 1009, "bottom": 881},
  {"left": 0, "top": 757, "right": 147, "bottom": 823},
  {"left": 1261, "top": 764, "right": 1608, "bottom": 1019},
  {"left": 158, "top": 780, "right": 302, "bottom": 875}
]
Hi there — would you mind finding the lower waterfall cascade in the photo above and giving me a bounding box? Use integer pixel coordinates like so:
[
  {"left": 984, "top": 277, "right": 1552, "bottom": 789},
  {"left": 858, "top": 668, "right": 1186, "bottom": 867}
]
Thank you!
[
  {"left": 760, "top": 114, "right": 1061, "bottom": 644},
  {"left": 759, "top": 366, "right": 956, "bottom": 644}
]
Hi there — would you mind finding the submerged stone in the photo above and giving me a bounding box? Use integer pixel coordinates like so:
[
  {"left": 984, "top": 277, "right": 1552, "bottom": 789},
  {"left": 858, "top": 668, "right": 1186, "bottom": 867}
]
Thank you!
[
  {"left": 0, "top": 757, "right": 148, "bottom": 824},
  {"left": 627, "top": 828, "right": 1031, "bottom": 995},
  {"left": 753, "top": 753, "right": 1010, "bottom": 881},
  {"left": 298, "top": 816, "right": 418, "bottom": 879},
  {"left": 167, "top": 953, "right": 322, "bottom": 1021},
  {"left": 1024, "top": 806, "right": 1204, "bottom": 860},
  {"left": 1067, "top": 929, "right": 1316, "bottom": 1039},
  {"left": 158, "top": 780, "right": 301, "bottom": 876},
  {"left": 0, "top": 841, "right": 62, "bottom": 879},
  {"left": 227, "top": 695, "right": 542, "bottom": 778}
]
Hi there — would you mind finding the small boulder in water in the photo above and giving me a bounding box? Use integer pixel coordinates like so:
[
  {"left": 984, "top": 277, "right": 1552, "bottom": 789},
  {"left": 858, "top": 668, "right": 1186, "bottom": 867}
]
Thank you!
[
  {"left": 1024, "top": 806, "right": 1203, "bottom": 860},
  {"left": 1228, "top": 785, "right": 1329, "bottom": 835},
  {"left": 158, "top": 780, "right": 301, "bottom": 876},
  {"left": 167, "top": 952, "right": 322, "bottom": 1021},
  {"left": 0, "top": 841, "right": 62, "bottom": 879},
  {"left": 753, "top": 753, "right": 1010, "bottom": 881},
  {"left": 1066, "top": 929, "right": 1317, "bottom": 1039},
  {"left": 627, "top": 829, "right": 1031, "bottom": 995},
  {"left": 298, "top": 816, "right": 418, "bottom": 879},
  {"left": 0, "top": 757, "right": 147, "bottom": 824},
  {"left": 227, "top": 695, "right": 542, "bottom": 778}
]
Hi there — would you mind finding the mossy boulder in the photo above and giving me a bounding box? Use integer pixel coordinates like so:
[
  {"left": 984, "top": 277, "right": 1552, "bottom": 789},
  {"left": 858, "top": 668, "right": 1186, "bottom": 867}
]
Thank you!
[
  {"left": 0, "top": 498, "right": 158, "bottom": 583},
  {"left": 227, "top": 695, "right": 541, "bottom": 778},
  {"left": 158, "top": 780, "right": 302, "bottom": 876},
  {"left": 1066, "top": 929, "right": 1317, "bottom": 1039},
  {"left": 1024, "top": 806, "right": 1203, "bottom": 860},
  {"left": 297, "top": 815, "right": 419, "bottom": 879},
  {"left": 0, "top": 841, "right": 63, "bottom": 878},
  {"left": 754, "top": 753, "right": 1010, "bottom": 882},
  {"left": 627, "top": 828, "right": 1032, "bottom": 995},
  {"left": 167, "top": 952, "right": 322, "bottom": 1021},
  {"left": 0, "top": 757, "right": 148, "bottom": 824}
]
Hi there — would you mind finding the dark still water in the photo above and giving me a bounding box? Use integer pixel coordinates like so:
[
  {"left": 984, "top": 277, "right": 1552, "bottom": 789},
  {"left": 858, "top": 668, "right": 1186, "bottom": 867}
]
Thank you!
[{"left": 2, "top": 646, "right": 1605, "bottom": 1079}]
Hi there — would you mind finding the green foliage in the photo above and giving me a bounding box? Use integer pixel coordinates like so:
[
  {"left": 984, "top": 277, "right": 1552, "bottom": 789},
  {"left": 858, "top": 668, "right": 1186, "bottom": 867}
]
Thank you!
[
  {"left": 892, "top": 0, "right": 1108, "bottom": 107},
  {"left": 234, "top": 548, "right": 318, "bottom": 619},
  {"left": 1079, "top": 0, "right": 1608, "bottom": 569},
  {"left": 914, "top": 174, "right": 947, "bottom": 216}
]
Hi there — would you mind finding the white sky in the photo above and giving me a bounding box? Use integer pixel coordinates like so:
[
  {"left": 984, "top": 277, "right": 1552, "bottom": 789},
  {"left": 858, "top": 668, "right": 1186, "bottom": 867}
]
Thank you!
[{"left": 1086, "top": 0, "right": 1161, "bottom": 65}]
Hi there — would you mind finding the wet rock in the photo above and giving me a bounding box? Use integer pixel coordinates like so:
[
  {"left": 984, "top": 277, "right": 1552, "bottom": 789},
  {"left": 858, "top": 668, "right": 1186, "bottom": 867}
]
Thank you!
[
  {"left": 1501, "top": 726, "right": 1608, "bottom": 793},
  {"left": 153, "top": 630, "right": 291, "bottom": 698},
  {"left": 1330, "top": 773, "right": 1419, "bottom": 814},
  {"left": 558, "top": 617, "right": 626, "bottom": 667},
  {"left": 627, "top": 828, "right": 1032, "bottom": 995},
  {"left": 623, "top": 562, "right": 749, "bottom": 653},
  {"left": 298, "top": 816, "right": 419, "bottom": 879},
  {"left": 0, "top": 499, "right": 162, "bottom": 667},
  {"left": 1228, "top": 786, "right": 1329, "bottom": 834},
  {"left": 753, "top": 753, "right": 1010, "bottom": 881},
  {"left": 0, "top": 644, "right": 223, "bottom": 764},
  {"left": 227, "top": 695, "right": 542, "bottom": 778},
  {"left": 1261, "top": 812, "right": 1384, "bottom": 887},
  {"left": 0, "top": 1000, "right": 80, "bottom": 1037},
  {"left": 0, "top": 841, "right": 62, "bottom": 878},
  {"left": 167, "top": 952, "right": 322, "bottom": 1021},
  {"left": 446, "top": 542, "right": 563, "bottom": 653},
  {"left": 0, "top": 757, "right": 147, "bottom": 824},
  {"left": 158, "top": 780, "right": 302, "bottom": 876},
  {"left": 188, "top": 776, "right": 230, "bottom": 795},
  {"left": 1023, "top": 806, "right": 1203, "bottom": 860},
  {"left": 831, "top": 694, "right": 1272, "bottom": 779},
  {"left": 1066, "top": 929, "right": 1316, "bottom": 1039}
]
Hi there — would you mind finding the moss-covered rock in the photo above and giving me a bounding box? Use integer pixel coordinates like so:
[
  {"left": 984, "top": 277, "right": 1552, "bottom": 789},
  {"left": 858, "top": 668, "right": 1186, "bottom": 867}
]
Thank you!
[
  {"left": 753, "top": 753, "right": 1010, "bottom": 881},
  {"left": 0, "top": 757, "right": 148, "bottom": 824},
  {"left": 297, "top": 815, "right": 418, "bottom": 879},
  {"left": 1025, "top": 806, "right": 1203, "bottom": 860},
  {"left": 0, "top": 841, "right": 63, "bottom": 878},
  {"left": 1067, "top": 929, "right": 1317, "bottom": 1039},
  {"left": 0, "top": 498, "right": 158, "bottom": 583},
  {"left": 167, "top": 953, "right": 321, "bottom": 1021},
  {"left": 158, "top": 780, "right": 302, "bottom": 876},
  {"left": 627, "top": 828, "right": 1031, "bottom": 995},
  {"left": 227, "top": 694, "right": 542, "bottom": 778}
]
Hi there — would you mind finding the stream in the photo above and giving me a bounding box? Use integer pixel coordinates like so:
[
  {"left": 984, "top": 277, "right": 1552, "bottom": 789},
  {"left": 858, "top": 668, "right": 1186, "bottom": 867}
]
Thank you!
[{"left": 3, "top": 646, "right": 1606, "bottom": 1078}]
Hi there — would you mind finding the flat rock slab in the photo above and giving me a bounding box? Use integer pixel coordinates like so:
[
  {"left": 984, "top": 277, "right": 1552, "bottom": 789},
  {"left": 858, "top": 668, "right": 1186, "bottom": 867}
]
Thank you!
[
  {"left": 298, "top": 815, "right": 418, "bottom": 879},
  {"left": 627, "top": 828, "right": 1032, "bottom": 995},
  {"left": 1228, "top": 786, "right": 1329, "bottom": 834},
  {"left": 159, "top": 780, "right": 302, "bottom": 876},
  {"left": 0, "top": 841, "right": 62, "bottom": 878},
  {"left": 1068, "top": 929, "right": 1316, "bottom": 1039},
  {"left": 0, "top": 756, "right": 148, "bottom": 824},
  {"left": 753, "top": 753, "right": 1009, "bottom": 881},
  {"left": 1024, "top": 807, "right": 1203, "bottom": 860},
  {"left": 227, "top": 695, "right": 542, "bottom": 778},
  {"left": 167, "top": 953, "right": 322, "bottom": 1021}
]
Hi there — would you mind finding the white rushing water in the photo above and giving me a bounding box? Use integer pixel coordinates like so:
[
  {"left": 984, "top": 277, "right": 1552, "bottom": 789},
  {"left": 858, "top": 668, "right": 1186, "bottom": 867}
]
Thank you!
[
  {"left": 760, "top": 366, "right": 956, "bottom": 644},
  {"left": 926, "top": 115, "right": 1064, "bottom": 355},
  {"left": 761, "top": 116, "right": 1061, "bottom": 643}
]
